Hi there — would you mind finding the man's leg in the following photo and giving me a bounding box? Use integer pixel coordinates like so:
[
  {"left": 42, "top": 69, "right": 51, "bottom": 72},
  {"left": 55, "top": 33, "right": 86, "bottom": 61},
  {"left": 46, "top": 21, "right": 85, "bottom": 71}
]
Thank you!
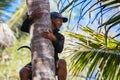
[
  {"left": 19, "top": 62, "right": 32, "bottom": 80},
  {"left": 57, "top": 59, "right": 67, "bottom": 80}
]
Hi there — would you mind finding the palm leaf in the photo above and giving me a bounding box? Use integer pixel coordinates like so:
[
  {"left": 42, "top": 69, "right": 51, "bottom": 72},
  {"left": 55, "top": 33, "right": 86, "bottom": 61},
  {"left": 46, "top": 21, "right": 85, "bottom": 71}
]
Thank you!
[
  {"left": 7, "top": 1, "right": 27, "bottom": 30},
  {"left": 98, "top": 14, "right": 120, "bottom": 28},
  {"left": 65, "top": 26, "right": 120, "bottom": 79},
  {"left": 58, "top": 0, "right": 120, "bottom": 39},
  {"left": 113, "top": 33, "right": 120, "bottom": 39},
  {"left": 68, "top": 50, "right": 120, "bottom": 80}
]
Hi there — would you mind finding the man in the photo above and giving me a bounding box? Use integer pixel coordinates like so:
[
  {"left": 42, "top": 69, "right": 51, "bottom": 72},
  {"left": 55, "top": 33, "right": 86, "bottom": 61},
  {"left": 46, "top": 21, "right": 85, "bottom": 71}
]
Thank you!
[{"left": 19, "top": 12, "right": 68, "bottom": 80}]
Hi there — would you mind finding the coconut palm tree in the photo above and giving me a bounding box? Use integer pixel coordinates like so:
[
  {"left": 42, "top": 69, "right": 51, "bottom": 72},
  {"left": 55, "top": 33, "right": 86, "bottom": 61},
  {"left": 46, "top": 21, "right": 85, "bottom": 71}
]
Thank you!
[
  {"left": 1, "top": 0, "right": 58, "bottom": 79},
  {"left": 64, "top": 27, "right": 120, "bottom": 80},
  {"left": 26, "top": 0, "right": 55, "bottom": 80},
  {"left": 1, "top": 0, "right": 120, "bottom": 80}
]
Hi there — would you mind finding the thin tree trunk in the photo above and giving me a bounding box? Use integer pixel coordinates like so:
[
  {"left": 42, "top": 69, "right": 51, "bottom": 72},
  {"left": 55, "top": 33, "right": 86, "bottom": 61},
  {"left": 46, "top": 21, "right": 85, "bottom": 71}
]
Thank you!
[{"left": 26, "top": 0, "right": 55, "bottom": 80}]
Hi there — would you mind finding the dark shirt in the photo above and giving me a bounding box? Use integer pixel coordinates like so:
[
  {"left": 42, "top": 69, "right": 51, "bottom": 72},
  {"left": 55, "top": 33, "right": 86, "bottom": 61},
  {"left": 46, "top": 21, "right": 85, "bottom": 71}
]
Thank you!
[
  {"left": 21, "top": 15, "right": 32, "bottom": 33},
  {"left": 52, "top": 29, "right": 64, "bottom": 62},
  {"left": 20, "top": 16, "right": 64, "bottom": 62}
]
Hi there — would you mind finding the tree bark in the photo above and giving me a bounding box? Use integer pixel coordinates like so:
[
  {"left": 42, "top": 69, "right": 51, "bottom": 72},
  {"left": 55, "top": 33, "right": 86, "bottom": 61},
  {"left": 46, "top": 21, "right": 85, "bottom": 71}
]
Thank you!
[{"left": 26, "top": 0, "right": 55, "bottom": 80}]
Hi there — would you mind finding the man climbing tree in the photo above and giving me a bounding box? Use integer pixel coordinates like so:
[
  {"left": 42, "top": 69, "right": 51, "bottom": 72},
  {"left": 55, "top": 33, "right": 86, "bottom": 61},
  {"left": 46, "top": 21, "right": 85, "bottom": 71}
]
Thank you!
[
  {"left": 22, "top": 0, "right": 68, "bottom": 80},
  {"left": 26, "top": 0, "right": 55, "bottom": 80},
  {"left": 19, "top": 12, "right": 68, "bottom": 80}
]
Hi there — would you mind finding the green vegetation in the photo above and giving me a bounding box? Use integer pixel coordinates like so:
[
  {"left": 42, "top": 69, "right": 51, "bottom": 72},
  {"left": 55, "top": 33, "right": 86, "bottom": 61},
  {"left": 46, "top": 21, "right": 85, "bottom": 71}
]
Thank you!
[
  {"left": 0, "top": 35, "right": 31, "bottom": 80},
  {"left": 0, "top": 0, "right": 120, "bottom": 80},
  {"left": 0, "top": 1, "right": 30, "bottom": 79},
  {"left": 64, "top": 27, "right": 120, "bottom": 80}
]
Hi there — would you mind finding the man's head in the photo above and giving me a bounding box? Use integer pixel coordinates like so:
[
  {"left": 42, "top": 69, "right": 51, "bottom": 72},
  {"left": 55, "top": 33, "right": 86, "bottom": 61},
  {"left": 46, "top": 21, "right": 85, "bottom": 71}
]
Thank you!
[{"left": 51, "top": 12, "right": 68, "bottom": 30}]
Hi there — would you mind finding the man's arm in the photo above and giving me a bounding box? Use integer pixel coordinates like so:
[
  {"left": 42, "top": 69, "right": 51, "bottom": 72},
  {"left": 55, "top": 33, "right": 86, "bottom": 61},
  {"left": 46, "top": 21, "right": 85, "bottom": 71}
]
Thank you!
[
  {"left": 21, "top": 10, "right": 42, "bottom": 33},
  {"left": 21, "top": 15, "right": 33, "bottom": 33},
  {"left": 41, "top": 32, "right": 57, "bottom": 41},
  {"left": 41, "top": 32, "right": 64, "bottom": 53}
]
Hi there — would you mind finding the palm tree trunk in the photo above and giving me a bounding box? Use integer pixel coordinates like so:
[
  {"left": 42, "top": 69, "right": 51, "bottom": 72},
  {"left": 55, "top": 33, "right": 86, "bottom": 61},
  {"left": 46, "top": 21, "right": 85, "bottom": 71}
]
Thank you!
[{"left": 26, "top": 0, "right": 55, "bottom": 80}]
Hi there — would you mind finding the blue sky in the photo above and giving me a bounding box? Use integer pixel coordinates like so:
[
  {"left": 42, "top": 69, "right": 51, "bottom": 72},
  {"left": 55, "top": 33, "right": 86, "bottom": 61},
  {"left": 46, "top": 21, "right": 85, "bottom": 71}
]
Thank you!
[
  {"left": 0, "top": 0, "right": 23, "bottom": 21},
  {"left": 57, "top": 0, "right": 120, "bottom": 40},
  {"left": 0, "top": 0, "right": 119, "bottom": 41}
]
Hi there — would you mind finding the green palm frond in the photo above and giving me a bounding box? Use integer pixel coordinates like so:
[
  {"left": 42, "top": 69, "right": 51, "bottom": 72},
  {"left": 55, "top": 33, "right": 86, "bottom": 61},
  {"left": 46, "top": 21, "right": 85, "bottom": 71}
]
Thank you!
[
  {"left": 7, "top": 1, "right": 27, "bottom": 30},
  {"left": 65, "top": 27, "right": 120, "bottom": 79},
  {"left": 68, "top": 50, "right": 120, "bottom": 80},
  {"left": 65, "top": 27, "right": 119, "bottom": 50},
  {"left": 98, "top": 14, "right": 120, "bottom": 28},
  {"left": 58, "top": 0, "right": 120, "bottom": 22},
  {"left": 0, "top": 0, "right": 27, "bottom": 50},
  {"left": 113, "top": 33, "right": 120, "bottom": 39}
]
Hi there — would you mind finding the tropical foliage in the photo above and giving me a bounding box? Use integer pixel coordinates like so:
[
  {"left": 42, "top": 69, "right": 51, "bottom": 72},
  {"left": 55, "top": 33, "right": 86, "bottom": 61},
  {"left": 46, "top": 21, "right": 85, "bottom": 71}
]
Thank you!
[
  {"left": 58, "top": 1, "right": 120, "bottom": 79},
  {"left": 64, "top": 27, "right": 120, "bottom": 80},
  {"left": 0, "top": 0, "right": 120, "bottom": 80},
  {"left": 0, "top": 0, "right": 27, "bottom": 50},
  {"left": 58, "top": 0, "right": 120, "bottom": 39},
  {"left": 0, "top": 0, "right": 30, "bottom": 80},
  {"left": 0, "top": 35, "right": 30, "bottom": 80}
]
